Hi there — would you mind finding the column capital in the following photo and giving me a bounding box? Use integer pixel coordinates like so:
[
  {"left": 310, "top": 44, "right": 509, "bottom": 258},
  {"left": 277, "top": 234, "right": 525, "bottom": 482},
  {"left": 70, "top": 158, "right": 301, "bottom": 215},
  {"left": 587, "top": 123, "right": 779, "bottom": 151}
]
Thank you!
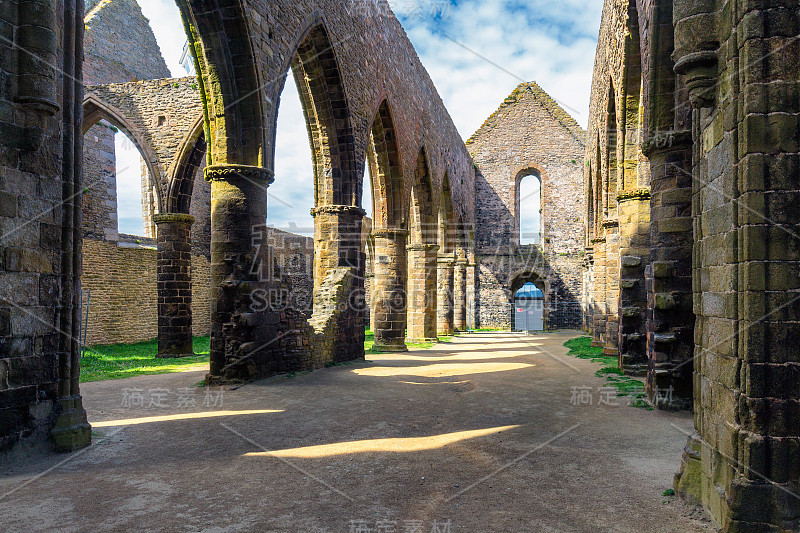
[
  {"left": 437, "top": 253, "right": 456, "bottom": 265},
  {"left": 455, "top": 258, "right": 469, "bottom": 266},
  {"left": 153, "top": 213, "right": 195, "bottom": 225},
  {"left": 373, "top": 227, "right": 409, "bottom": 239},
  {"left": 204, "top": 164, "right": 275, "bottom": 184},
  {"left": 407, "top": 244, "right": 440, "bottom": 252},
  {"left": 616, "top": 188, "right": 651, "bottom": 203},
  {"left": 310, "top": 204, "right": 367, "bottom": 218}
]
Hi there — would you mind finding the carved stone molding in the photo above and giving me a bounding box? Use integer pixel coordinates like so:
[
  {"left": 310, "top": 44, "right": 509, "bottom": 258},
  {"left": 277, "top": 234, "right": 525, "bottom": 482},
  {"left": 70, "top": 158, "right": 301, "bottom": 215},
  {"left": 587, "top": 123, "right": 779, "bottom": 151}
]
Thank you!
[
  {"left": 406, "top": 244, "right": 440, "bottom": 252},
  {"left": 153, "top": 213, "right": 196, "bottom": 225},
  {"left": 602, "top": 219, "right": 619, "bottom": 229},
  {"left": 617, "top": 188, "right": 651, "bottom": 203},
  {"left": 372, "top": 228, "right": 410, "bottom": 239},
  {"left": 204, "top": 164, "right": 275, "bottom": 184},
  {"left": 673, "top": 50, "right": 719, "bottom": 108},
  {"left": 310, "top": 205, "right": 367, "bottom": 218}
]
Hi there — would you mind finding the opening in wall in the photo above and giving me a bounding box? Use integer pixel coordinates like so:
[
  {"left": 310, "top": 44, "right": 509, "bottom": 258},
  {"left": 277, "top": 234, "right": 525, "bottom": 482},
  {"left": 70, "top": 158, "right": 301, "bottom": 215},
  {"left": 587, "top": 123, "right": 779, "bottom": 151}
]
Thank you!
[
  {"left": 114, "top": 129, "right": 149, "bottom": 237},
  {"left": 518, "top": 172, "right": 541, "bottom": 245}
]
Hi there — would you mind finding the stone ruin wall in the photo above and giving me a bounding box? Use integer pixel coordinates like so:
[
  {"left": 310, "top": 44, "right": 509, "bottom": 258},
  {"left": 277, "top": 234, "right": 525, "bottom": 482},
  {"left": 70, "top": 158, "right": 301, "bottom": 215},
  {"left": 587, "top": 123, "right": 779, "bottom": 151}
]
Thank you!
[
  {"left": 0, "top": 0, "right": 477, "bottom": 453},
  {"left": 81, "top": 227, "right": 312, "bottom": 346},
  {"left": 586, "top": 1, "right": 800, "bottom": 530},
  {"left": 468, "top": 83, "right": 586, "bottom": 330},
  {"left": 80, "top": 0, "right": 216, "bottom": 347}
]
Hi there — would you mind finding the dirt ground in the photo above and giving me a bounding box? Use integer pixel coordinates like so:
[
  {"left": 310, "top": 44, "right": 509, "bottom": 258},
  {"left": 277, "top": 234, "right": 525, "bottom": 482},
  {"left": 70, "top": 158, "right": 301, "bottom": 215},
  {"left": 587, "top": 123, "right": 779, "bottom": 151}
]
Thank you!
[{"left": 1, "top": 331, "right": 712, "bottom": 532}]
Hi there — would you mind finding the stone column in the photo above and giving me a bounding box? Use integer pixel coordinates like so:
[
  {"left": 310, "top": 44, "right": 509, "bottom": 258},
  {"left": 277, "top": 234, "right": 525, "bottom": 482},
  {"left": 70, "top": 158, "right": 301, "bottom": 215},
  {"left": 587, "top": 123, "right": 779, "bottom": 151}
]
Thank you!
[
  {"left": 205, "top": 164, "right": 274, "bottom": 380},
  {"left": 311, "top": 205, "right": 366, "bottom": 363},
  {"left": 50, "top": 0, "right": 92, "bottom": 453},
  {"left": 453, "top": 257, "right": 468, "bottom": 332},
  {"left": 154, "top": 213, "right": 195, "bottom": 358},
  {"left": 602, "top": 221, "right": 620, "bottom": 356},
  {"left": 643, "top": 131, "right": 693, "bottom": 409},
  {"left": 617, "top": 191, "right": 651, "bottom": 376},
  {"left": 407, "top": 244, "right": 439, "bottom": 343},
  {"left": 366, "top": 272, "right": 375, "bottom": 333},
  {"left": 590, "top": 239, "right": 606, "bottom": 347},
  {"left": 372, "top": 228, "right": 408, "bottom": 352},
  {"left": 466, "top": 260, "right": 476, "bottom": 330},
  {"left": 437, "top": 253, "right": 455, "bottom": 336}
]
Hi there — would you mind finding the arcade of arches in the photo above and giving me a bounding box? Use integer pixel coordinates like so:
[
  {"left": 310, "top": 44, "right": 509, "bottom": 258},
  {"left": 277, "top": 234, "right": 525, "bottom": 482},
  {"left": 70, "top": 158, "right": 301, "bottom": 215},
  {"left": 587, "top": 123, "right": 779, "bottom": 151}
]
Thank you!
[{"left": 1, "top": 1, "right": 800, "bottom": 531}]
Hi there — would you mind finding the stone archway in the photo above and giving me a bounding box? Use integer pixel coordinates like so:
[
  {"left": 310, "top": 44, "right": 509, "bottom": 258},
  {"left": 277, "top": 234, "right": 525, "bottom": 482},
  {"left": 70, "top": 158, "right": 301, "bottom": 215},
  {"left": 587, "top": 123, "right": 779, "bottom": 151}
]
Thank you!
[
  {"left": 436, "top": 173, "right": 456, "bottom": 335},
  {"left": 509, "top": 271, "right": 547, "bottom": 330},
  {"left": 407, "top": 148, "right": 438, "bottom": 343},
  {"left": 82, "top": 95, "right": 165, "bottom": 218},
  {"left": 366, "top": 100, "right": 408, "bottom": 352},
  {"left": 82, "top": 89, "right": 208, "bottom": 358}
]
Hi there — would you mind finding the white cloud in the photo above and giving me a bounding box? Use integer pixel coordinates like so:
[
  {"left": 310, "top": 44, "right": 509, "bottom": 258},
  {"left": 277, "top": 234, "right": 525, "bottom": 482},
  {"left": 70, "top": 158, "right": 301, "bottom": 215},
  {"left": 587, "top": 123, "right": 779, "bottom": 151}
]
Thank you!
[{"left": 395, "top": 0, "right": 602, "bottom": 135}]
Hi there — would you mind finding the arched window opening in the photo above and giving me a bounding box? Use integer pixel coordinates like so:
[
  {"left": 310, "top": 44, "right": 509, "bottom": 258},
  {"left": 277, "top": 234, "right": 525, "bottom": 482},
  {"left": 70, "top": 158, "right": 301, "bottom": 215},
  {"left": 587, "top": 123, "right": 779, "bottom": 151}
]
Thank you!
[
  {"left": 114, "top": 129, "right": 149, "bottom": 237},
  {"left": 410, "top": 149, "right": 435, "bottom": 246},
  {"left": 622, "top": 0, "right": 644, "bottom": 190},
  {"left": 587, "top": 160, "right": 594, "bottom": 241},
  {"left": 605, "top": 85, "right": 618, "bottom": 213},
  {"left": 268, "top": 79, "right": 315, "bottom": 237},
  {"left": 362, "top": 154, "right": 375, "bottom": 333},
  {"left": 81, "top": 119, "right": 157, "bottom": 242},
  {"left": 595, "top": 139, "right": 603, "bottom": 231},
  {"left": 518, "top": 173, "right": 542, "bottom": 245},
  {"left": 439, "top": 174, "right": 454, "bottom": 253}
]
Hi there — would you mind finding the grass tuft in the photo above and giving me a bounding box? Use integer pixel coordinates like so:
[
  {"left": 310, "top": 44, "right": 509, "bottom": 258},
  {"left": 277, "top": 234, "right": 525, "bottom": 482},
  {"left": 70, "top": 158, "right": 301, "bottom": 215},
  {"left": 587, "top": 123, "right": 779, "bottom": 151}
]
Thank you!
[
  {"left": 80, "top": 336, "right": 210, "bottom": 383},
  {"left": 563, "top": 336, "right": 652, "bottom": 410}
]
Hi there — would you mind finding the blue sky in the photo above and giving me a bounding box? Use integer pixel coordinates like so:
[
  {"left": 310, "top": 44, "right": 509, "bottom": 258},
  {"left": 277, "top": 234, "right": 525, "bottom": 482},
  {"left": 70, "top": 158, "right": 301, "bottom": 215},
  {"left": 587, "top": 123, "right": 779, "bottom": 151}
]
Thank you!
[{"left": 115, "top": 0, "right": 602, "bottom": 236}]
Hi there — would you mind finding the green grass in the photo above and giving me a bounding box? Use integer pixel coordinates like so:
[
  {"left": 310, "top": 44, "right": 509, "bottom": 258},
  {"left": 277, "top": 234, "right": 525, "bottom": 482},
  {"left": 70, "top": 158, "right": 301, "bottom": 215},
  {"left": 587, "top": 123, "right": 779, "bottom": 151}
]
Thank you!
[
  {"left": 83, "top": 326, "right": 462, "bottom": 383},
  {"left": 80, "top": 337, "right": 210, "bottom": 383},
  {"left": 563, "top": 336, "right": 651, "bottom": 409}
]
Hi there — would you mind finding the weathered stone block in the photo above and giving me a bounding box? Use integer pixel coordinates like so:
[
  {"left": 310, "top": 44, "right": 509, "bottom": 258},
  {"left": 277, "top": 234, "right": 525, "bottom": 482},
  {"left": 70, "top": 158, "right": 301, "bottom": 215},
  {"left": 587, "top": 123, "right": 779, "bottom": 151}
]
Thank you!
[
  {"left": 621, "top": 255, "right": 642, "bottom": 268},
  {"left": 654, "top": 293, "right": 677, "bottom": 310}
]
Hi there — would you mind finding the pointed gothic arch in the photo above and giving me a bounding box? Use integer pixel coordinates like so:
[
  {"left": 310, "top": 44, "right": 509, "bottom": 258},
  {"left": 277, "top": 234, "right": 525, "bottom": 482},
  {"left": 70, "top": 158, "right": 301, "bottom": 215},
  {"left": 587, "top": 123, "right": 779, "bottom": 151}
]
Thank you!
[
  {"left": 290, "top": 23, "right": 359, "bottom": 207},
  {"left": 366, "top": 100, "right": 404, "bottom": 229}
]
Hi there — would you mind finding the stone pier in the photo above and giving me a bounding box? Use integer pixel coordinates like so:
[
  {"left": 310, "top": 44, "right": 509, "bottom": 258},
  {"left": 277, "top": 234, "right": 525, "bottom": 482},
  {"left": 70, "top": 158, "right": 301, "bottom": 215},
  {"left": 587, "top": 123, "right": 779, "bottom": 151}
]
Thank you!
[
  {"left": 453, "top": 257, "right": 468, "bottom": 332},
  {"left": 371, "top": 228, "right": 408, "bottom": 352},
  {"left": 437, "top": 253, "right": 455, "bottom": 336},
  {"left": 643, "top": 131, "right": 694, "bottom": 410},
  {"left": 407, "top": 244, "right": 439, "bottom": 343},
  {"left": 154, "top": 213, "right": 195, "bottom": 357}
]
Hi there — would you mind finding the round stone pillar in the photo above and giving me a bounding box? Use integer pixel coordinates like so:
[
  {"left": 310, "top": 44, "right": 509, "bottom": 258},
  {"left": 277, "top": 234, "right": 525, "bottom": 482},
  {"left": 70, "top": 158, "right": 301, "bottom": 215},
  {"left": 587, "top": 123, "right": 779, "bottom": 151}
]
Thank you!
[
  {"left": 311, "top": 205, "right": 367, "bottom": 363},
  {"left": 407, "top": 244, "right": 439, "bottom": 343},
  {"left": 372, "top": 228, "right": 409, "bottom": 352},
  {"left": 437, "top": 253, "right": 455, "bottom": 336},
  {"left": 366, "top": 272, "right": 376, "bottom": 333},
  {"left": 205, "top": 165, "right": 273, "bottom": 378},
  {"left": 453, "top": 258, "right": 468, "bottom": 332},
  {"left": 466, "top": 260, "right": 476, "bottom": 330},
  {"left": 154, "top": 213, "right": 195, "bottom": 358}
]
